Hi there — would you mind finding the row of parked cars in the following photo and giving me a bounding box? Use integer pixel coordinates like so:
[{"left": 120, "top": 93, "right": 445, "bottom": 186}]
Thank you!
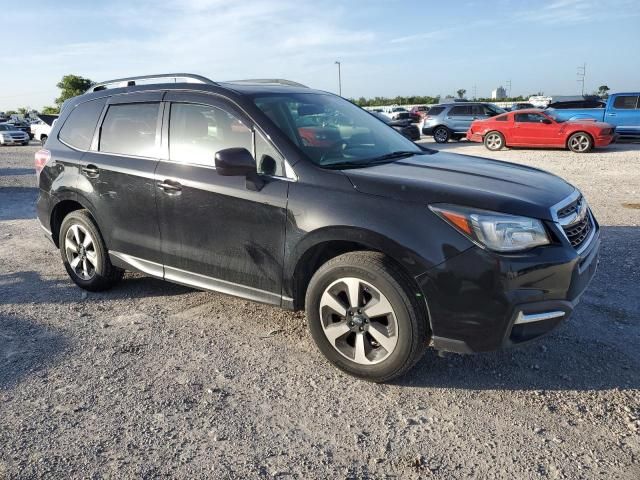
[
  {"left": 0, "top": 115, "right": 56, "bottom": 146},
  {"left": 412, "top": 92, "right": 639, "bottom": 153}
]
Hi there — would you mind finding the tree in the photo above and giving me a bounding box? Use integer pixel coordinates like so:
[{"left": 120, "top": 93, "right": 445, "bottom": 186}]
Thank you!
[
  {"left": 597, "top": 85, "right": 610, "bottom": 98},
  {"left": 456, "top": 89, "right": 466, "bottom": 99},
  {"left": 41, "top": 105, "right": 60, "bottom": 115},
  {"left": 55, "top": 74, "right": 94, "bottom": 107}
]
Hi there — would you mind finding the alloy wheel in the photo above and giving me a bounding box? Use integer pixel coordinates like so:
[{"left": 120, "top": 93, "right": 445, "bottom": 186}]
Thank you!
[
  {"left": 485, "top": 133, "right": 502, "bottom": 150},
  {"left": 319, "top": 277, "right": 399, "bottom": 365},
  {"left": 569, "top": 134, "right": 590, "bottom": 152},
  {"left": 434, "top": 128, "right": 448, "bottom": 143},
  {"left": 65, "top": 224, "right": 98, "bottom": 280}
]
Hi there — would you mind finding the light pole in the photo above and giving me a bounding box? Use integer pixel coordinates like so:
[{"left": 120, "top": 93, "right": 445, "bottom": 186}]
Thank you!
[{"left": 334, "top": 61, "right": 342, "bottom": 96}]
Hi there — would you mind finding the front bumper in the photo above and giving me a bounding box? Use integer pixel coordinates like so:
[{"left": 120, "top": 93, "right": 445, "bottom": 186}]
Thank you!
[
  {"left": 594, "top": 133, "right": 618, "bottom": 147},
  {"left": 421, "top": 125, "right": 435, "bottom": 135},
  {"left": 0, "top": 136, "right": 29, "bottom": 145},
  {"left": 418, "top": 224, "right": 600, "bottom": 353}
]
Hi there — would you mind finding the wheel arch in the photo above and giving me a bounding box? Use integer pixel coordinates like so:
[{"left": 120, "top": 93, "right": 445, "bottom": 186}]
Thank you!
[
  {"left": 49, "top": 194, "right": 99, "bottom": 247},
  {"left": 286, "top": 226, "right": 429, "bottom": 314}
]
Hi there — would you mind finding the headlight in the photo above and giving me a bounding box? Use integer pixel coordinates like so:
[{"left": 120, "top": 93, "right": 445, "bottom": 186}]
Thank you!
[{"left": 430, "top": 204, "right": 550, "bottom": 252}]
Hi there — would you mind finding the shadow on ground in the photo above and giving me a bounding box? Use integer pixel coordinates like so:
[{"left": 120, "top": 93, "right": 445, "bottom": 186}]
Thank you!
[
  {"left": 0, "top": 187, "right": 37, "bottom": 220},
  {"left": 0, "top": 315, "right": 70, "bottom": 390},
  {"left": 0, "top": 168, "right": 35, "bottom": 176}
]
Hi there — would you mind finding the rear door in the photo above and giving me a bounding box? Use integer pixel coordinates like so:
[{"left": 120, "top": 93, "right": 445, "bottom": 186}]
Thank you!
[
  {"left": 446, "top": 105, "right": 473, "bottom": 133},
  {"left": 81, "top": 92, "right": 164, "bottom": 269},
  {"left": 154, "top": 92, "right": 289, "bottom": 303},
  {"left": 607, "top": 95, "right": 640, "bottom": 135}
]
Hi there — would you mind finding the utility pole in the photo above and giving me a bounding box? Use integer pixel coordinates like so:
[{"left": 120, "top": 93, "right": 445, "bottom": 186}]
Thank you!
[
  {"left": 334, "top": 61, "right": 342, "bottom": 96},
  {"left": 577, "top": 63, "right": 586, "bottom": 95},
  {"left": 506, "top": 79, "right": 512, "bottom": 98},
  {"left": 472, "top": 84, "right": 477, "bottom": 100}
]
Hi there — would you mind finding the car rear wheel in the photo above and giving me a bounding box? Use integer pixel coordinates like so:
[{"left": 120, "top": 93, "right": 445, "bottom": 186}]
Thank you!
[
  {"left": 567, "top": 132, "right": 592, "bottom": 153},
  {"left": 433, "top": 126, "right": 450, "bottom": 143},
  {"left": 484, "top": 131, "right": 505, "bottom": 151},
  {"left": 305, "top": 251, "right": 428, "bottom": 382},
  {"left": 60, "top": 210, "right": 124, "bottom": 291}
]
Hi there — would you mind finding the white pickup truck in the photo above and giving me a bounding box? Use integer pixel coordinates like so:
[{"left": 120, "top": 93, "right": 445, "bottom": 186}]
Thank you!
[{"left": 30, "top": 115, "right": 58, "bottom": 146}]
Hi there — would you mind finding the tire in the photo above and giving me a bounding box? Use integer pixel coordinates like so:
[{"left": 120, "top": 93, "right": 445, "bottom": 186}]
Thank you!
[
  {"left": 40, "top": 135, "right": 48, "bottom": 146},
  {"left": 305, "top": 251, "right": 428, "bottom": 382},
  {"left": 59, "top": 210, "right": 124, "bottom": 291},
  {"left": 484, "top": 131, "right": 505, "bottom": 151},
  {"left": 433, "top": 126, "right": 450, "bottom": 143},
  {"left": 567, "top": 132, "right": 593, "bottom": 153},
  {"left": 22, "top": 141, "right": 29, "bottom": 146}
]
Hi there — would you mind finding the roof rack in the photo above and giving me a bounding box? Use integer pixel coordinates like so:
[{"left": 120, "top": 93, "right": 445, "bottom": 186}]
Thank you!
[
  {"left": 88, "top": 73, "right": 218, "bottom": 92},
  {"left": 227, "top": 79, "right": 308, "bottom": 88}
]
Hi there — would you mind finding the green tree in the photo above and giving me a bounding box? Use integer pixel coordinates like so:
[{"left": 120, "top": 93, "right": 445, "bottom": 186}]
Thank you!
[
  {"left": 597, "top": 85, "right": 610, "bottom": 98},
  {"left": 41, "top": 105, "right": 60, "bottom": 115},
  {"left": 55, "top": 74, "right": 94, "bottom": 107},
  {"left": 456, "top": 89, "right": 466, "bottom": 99},
  {"left": 5, "top": 110, "right": 17, "bottom": 115}
]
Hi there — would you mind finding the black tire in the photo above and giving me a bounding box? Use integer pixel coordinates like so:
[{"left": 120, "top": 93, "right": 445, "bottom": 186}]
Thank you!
[
  {"left": 483, "top": 131, "right": 505, "bottom": 151},
  {"left": 567, "top": 132, "right": 593, "bottom": 153},
  {"left": 22, "top": 141, "right": 29, "bottom": 146},
  {"left": 305, "top": 251, "right": 429, "bottom": 382},
  {"left": 433, "top": 126, "right": 450, "bottom": 143},
  {"left": 40, "top": 135, "right": 48, "bottom": 146},
  {"left": 59, "top": 210, "right": 124, "bottom": 291}
]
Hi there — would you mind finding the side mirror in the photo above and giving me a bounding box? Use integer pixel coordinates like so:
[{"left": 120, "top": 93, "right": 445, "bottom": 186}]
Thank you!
[
  {"left": 215, "top": 148, "right": 256, "bottom": 176},
  {"left": 214, "top": 147, "right": 264, "bottom": 191},
  {"left": 542, "top": 118, "right": 552, "bottom": 124}
]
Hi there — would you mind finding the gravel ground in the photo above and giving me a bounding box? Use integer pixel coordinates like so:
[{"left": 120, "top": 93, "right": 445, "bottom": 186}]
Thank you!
[{"left": 0, "top": 139, "right": 639, "bottom": 479}]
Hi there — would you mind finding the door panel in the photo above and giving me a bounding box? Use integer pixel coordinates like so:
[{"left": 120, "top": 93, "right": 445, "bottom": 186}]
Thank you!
[
  {"left": 80, "top": 95, "right": 163, "bottom": 263},
  {"left": 156, "top": 94, "right": 289, "bottom": 298},
  {"left": 607, "top": 95, "right": 640, "bottom": 135},
  {"left": 512, "top": 113, "right": 562, "bottom": 146}
]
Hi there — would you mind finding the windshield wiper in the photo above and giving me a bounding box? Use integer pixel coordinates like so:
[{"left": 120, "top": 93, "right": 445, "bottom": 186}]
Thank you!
[{"left": 365, "top": 150, "right": 427, "bottom": 164}]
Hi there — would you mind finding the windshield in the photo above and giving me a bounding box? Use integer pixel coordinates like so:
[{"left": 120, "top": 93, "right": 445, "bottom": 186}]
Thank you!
[
  {"left": 253, "top": 93, "right": 424, "bottom": 168},
  {"left": 0, "top": 125, "right": 12, "bottom": 131}
]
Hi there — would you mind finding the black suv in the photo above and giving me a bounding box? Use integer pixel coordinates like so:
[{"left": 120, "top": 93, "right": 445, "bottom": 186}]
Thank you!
[{"left": 35, "top": 74, "right": 600, "bottom": 382}]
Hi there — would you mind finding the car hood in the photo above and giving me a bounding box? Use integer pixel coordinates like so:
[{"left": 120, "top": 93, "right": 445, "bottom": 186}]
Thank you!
[{"left": 344, "top": 152, "right": 575, "bottom": 221}]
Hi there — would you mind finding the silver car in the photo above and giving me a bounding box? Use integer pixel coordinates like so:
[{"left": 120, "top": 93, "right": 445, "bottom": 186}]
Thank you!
[
  {"left": 0, "top": 123, "right": 30, "bottom": 146},
  {"left": 421, "top": 102, "right": 506, "bottom": 143}
]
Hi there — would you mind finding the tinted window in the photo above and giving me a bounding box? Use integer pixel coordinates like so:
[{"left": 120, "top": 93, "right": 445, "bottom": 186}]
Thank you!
[
  {"left": 449, "top": 106, "right": 472, "bottom": 116},
  {"left": 58, "top": 98, "right": 106, "bottom": 150},
  {"left": 613, "top": 95, "right": 639, "bottom": 109},
  {"left": 427, "top": 106, "right": 445, "bottom": 116},
  {"left": 99, "top": 103, "right": 159, "bottom": 157},
  {"left": 495, "top": 114, "right": 508, "bottom": 122},
  {"left": 169, "top": 103, "right": 252, "bottom": 166},
  {"left": 515, "top": 113, "right": 548, "bottom": 123}
]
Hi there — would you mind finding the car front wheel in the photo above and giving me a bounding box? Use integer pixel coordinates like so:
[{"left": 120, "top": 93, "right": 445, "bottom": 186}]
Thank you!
[
  {"left": 567, "top": 132, "right": 593, "bottom": 153},
  {"left": 305, "top": 251, "right": 428, "bottom": 382}
]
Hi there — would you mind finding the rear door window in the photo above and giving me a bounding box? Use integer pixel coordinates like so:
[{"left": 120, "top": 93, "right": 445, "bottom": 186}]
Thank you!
[
  {"left": 613, "top": 95, "right": 639, "bottom": 109},
  {"left": 427, "top": 106, "right": 445, "bottom": 116},
  {"left": 99, "top": 103, "right": 160, "bottom": 157},
  {"left": 58, "top": 98, "right": 107, "bottom": 150},
  {"left": 449, "top": 106, "right": 472, "bottom": 116}
]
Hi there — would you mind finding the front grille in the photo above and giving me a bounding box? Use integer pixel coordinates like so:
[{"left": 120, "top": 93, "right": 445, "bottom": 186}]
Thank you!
[
  {"left": 563, "top": 215, "right": 592, "bottom": 248},
  {"left": 556, "top": 194, "right": 593, "bottom": 250}
]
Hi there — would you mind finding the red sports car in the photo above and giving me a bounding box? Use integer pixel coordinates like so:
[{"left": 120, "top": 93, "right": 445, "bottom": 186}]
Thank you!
[{"left": 466, "top": 109, "right": 617, "bottom": 153}]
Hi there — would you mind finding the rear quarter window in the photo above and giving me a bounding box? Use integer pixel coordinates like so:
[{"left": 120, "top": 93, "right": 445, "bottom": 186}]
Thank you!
[
  {"left": 427, "top": 107, "right": 445, "bottom": 116},
  {"left": 495, "top": 114, "right": 508, "bottom": 122},
  {"left": 58, "top": 98, "right": 107, "bottom": 150}
]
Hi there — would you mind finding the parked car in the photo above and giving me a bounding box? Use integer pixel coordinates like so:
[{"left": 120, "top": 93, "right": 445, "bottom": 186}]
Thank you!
[
  {"left": 386, "top": 106, "right": 409, "bottom": 120},
  {"left": 7, "top": 120, "right": 32, "bottom": 139},
  {"left": 508, "top": 103, "right": 535, "bottom": 111},
  {"left": 36, "top": 73, "right": 600, "bottom": 382},
  {"left": 546, "top": 96, "right": 605, "bottom": 110},
  {"left": 466, "top": 109, "right": 616, "bottom": 153},
  {"left": 372, "top": 111, "right": 421, "bottom": 140},
  {"left": 410, "top": 105, "right": 430, "bottom": 118},
  {"left": 393, "top": 111, "right": 420, "bottom": 123},
  {"left": 545, "top": 93, "right": 639, "bottom": 138},
  {"left": 31, "top": 115, "right": 59, "bottom": 146},
  {"left": 422, "top": 102, "right": 506, "bottom": 142},
  {"left": 0, "top": 123, "right": 30, "bottom": 145}
]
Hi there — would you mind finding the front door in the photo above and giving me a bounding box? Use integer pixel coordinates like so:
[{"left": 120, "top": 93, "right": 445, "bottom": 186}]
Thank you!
[
  {"left": 511, "top": 112, "right": 560, "bottom": 146},
  {"left": 607, "top": 95, "right": 640, "bottom": 135},
  {"left": 154, "top": 93, "right": 289, "bottom": 304}
]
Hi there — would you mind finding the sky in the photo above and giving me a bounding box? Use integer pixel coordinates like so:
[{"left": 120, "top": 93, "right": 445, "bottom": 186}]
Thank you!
[{"left": 1, "top": 0, "right": 639, "bottom": 110}]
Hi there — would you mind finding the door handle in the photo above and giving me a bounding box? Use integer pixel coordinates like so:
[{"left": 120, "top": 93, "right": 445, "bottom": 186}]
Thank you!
[
  {"left": 81, "top": 164, "right": 99, "bottom": 177},
  {"left": 607, "top": 113, "right": 616, "bottom": 116},
  {"left": 157, "top": 180, "right": 182, "bottom": 193}
]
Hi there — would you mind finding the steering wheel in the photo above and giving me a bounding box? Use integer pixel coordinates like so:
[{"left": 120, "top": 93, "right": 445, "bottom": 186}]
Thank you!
[{"left": 319, "top": 140, "right": 349, "bottom": 163}]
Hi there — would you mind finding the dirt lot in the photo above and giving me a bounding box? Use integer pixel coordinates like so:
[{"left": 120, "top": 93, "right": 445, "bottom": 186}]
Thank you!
[{"left": 1, "top": 139, "right": 639, "bottom": 479}]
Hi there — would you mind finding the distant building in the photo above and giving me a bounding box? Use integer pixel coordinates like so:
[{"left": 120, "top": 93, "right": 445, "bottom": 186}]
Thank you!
[{"left": 491, "top": 86, "right": 507, "bottom": 100}]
